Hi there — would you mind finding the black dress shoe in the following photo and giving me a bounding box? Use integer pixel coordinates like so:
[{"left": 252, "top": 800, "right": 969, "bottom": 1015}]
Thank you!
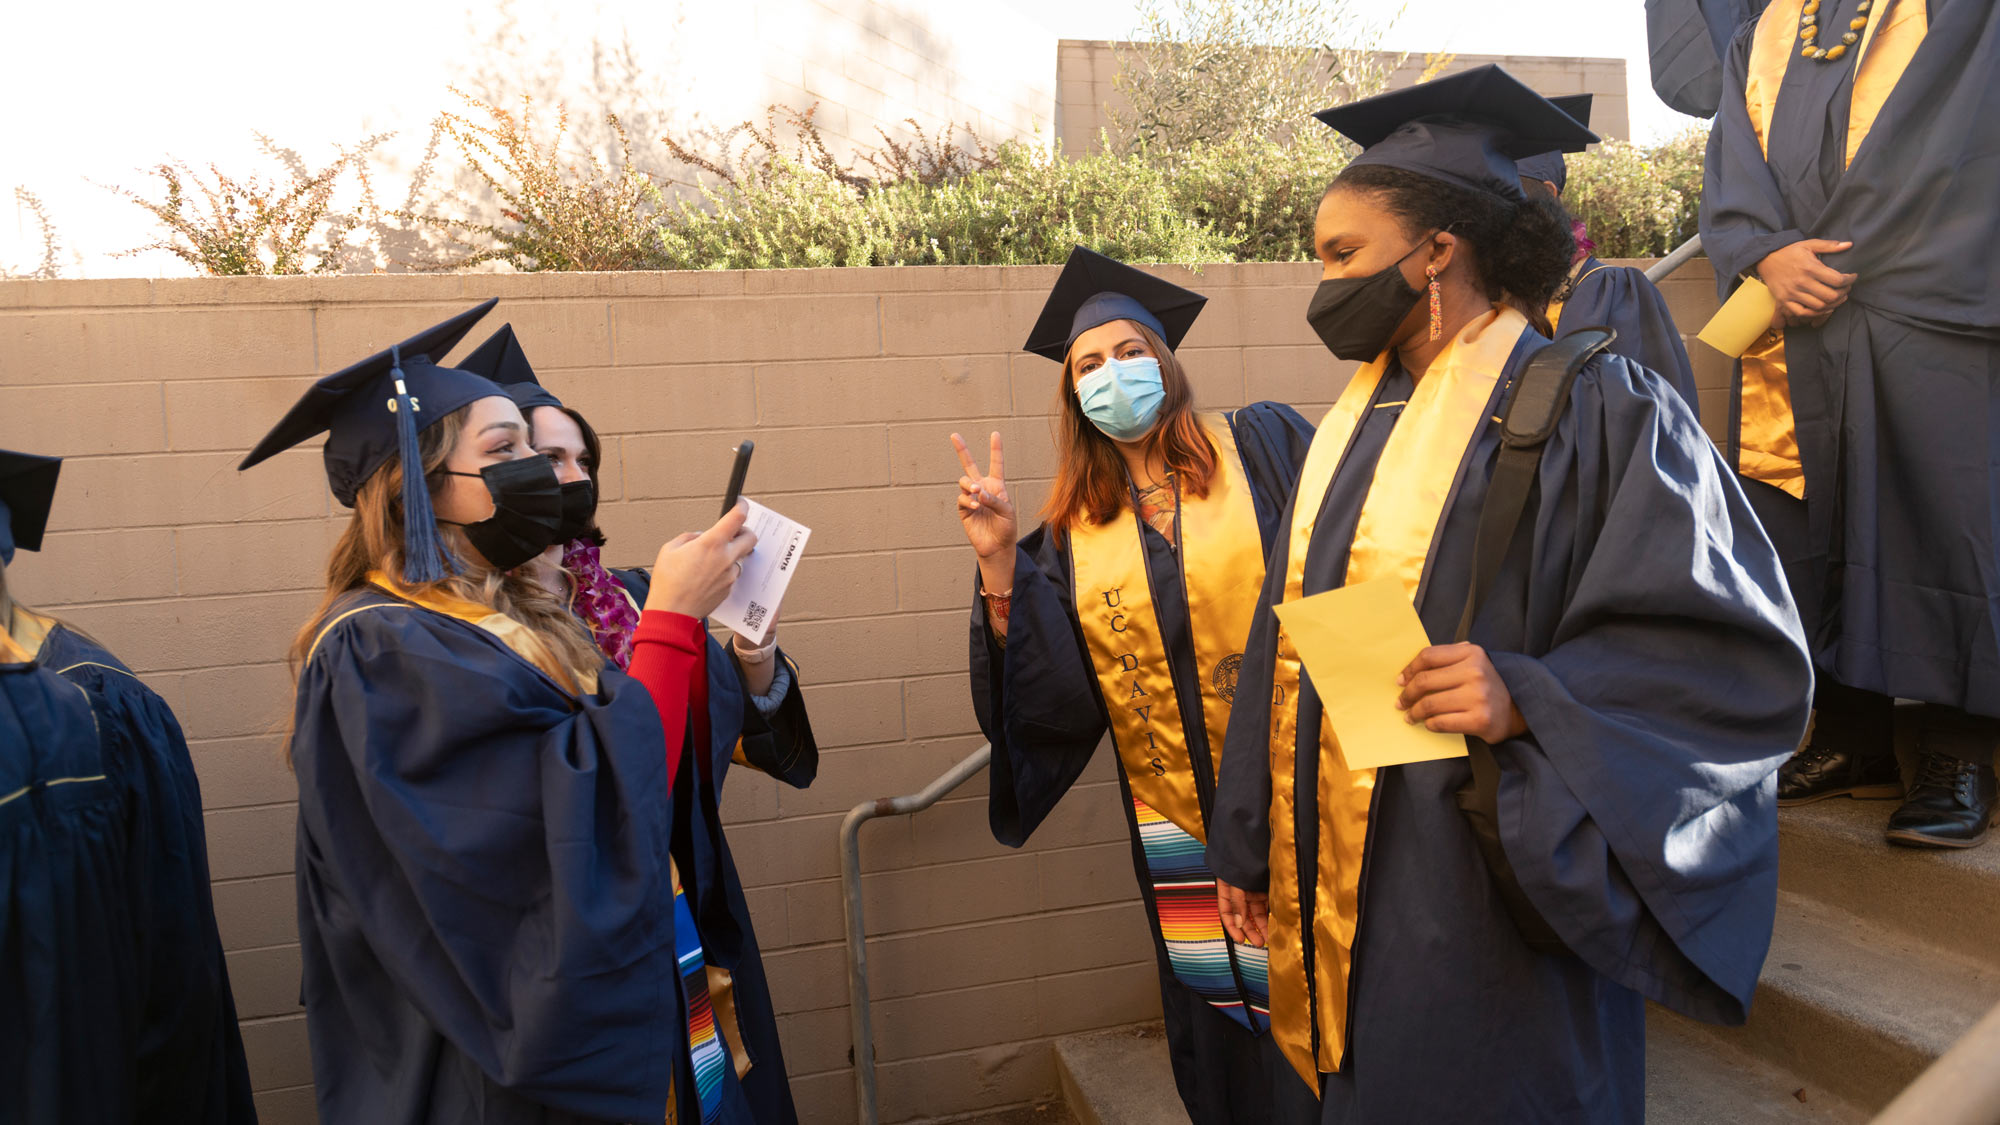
[
  {"left": 1776, "top": 736, "right": 1903, "bottom": 807},
  {"left": 1885, "top": 752, "right": 1997, "bottom": 849}
]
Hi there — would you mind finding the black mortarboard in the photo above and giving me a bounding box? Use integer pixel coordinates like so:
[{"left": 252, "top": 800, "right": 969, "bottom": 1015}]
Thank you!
[
  {"left": 1516, "top": 95, "right": 1594, "bottom": 195},
  {"left": 0, "top": 450, "right": 61, "bottom": 565},
  {"left": 1023, "top": 246, "right": 1208, "bottom": 363},
  {"left": 238, "top": 299, "right": 507, "bottom": 583},
  {"left": 459, "top": 324, "right": 563, "bottom": 412},
  {"left": 1315, "top": 65, "right": 1600, "bottom": 203}
]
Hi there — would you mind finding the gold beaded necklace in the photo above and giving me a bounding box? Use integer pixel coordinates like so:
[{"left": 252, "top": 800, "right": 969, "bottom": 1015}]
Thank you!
[{"left": 1798, "top": 0, "right": 1871, "bottom": 62}]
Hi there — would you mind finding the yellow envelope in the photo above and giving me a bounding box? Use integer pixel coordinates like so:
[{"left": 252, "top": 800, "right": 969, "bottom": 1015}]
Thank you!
[
  {"left": 1273, "top": 577, "right": 1468, "bottom": 770},
  {"left": 1695, "top": 277, "right": 1780, "bottom": 358}
]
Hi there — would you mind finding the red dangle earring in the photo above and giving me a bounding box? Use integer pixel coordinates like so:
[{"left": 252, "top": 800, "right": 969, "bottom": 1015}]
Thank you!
[{"left": 1427, "top": 263, "right": 1443, "bottom": 342}]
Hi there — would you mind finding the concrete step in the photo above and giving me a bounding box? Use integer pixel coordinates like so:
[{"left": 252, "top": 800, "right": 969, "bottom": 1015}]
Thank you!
[
  {"left": 1778, "top": 796, "right": 2000, "bottom": 972},
  {"left": 1052, "top": 1014, "right": 1859, "bottom": 1124},
  {"left": 1053, "top": 1024, "right": 1187, "bottom": 1125},
  {"left": 1685, "top": 889, "right": 2000, "bottom": 1114},
  {"left": 1645, "top": 1006, "right": 1866, "bottom": 1124}
]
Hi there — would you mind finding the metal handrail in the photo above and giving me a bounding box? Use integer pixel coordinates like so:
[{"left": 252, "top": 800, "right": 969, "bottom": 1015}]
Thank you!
[
  {"left": 1643, "top": 233, "right": 1704, "bottom": 283},
  {"left": 1868, "top": 997, "right": 2000, "bottom": 1124},
  {"left": 839, "top": 743, "right": 994, "bottom": 1125}
]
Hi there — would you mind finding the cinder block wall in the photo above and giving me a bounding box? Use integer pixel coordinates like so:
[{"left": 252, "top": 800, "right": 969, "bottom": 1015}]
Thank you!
[{"left": 0, "top": 259, "right": 1720, "bottom": 1124}]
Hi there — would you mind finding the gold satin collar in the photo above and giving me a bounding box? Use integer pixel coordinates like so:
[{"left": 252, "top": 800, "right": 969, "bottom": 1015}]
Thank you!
[{"left": 364, "top": 571, "right": 599, "bottom": 697}]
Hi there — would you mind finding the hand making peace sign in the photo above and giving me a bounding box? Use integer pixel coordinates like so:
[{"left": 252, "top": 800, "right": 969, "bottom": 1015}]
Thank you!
[{"left": 950, "top": 431, "right": 1018, "bottom": 562}]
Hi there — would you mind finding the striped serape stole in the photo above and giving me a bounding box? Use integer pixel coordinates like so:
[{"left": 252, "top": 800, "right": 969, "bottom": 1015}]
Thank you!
[
  {"left": 1133, "top": 796, "right": 1270, "bottom": 1031},
  {"left": 671, "top": 866, "right": 730, "bottom": 1123}
]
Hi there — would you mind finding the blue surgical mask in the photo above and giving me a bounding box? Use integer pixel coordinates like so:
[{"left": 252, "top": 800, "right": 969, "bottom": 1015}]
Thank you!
[{"left": 1075, "top": 356, "right": 1166, "bottom": 442}]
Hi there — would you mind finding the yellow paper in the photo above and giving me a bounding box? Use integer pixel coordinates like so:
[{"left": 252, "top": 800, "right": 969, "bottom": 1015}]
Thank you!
[
  {"left": 1696, "top": 277, "right": 1780, "bottom": 358},
  {"left": 1273, "top": 577, "right": 1468, "bottom": 770}
]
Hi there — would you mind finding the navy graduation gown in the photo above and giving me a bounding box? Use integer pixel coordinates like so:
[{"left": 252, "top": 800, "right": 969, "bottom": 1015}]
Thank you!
[
  {"left": 967, "top": 402, "right": 1318, "bottom": 1125},
  {"left": 614, "top": 567, "right": 819, "bottom": 1125},
  {"left": 1, "top": 649, "right": 145, "bottom": 1124},
  {"left": 1207, "top": 350, "right": 1811, "bottom": 1122},
  {"left": 291, "top": 589, "right": 683, "bottom": 1124},
  {"left": 1646, "top": 0, "right": 1770, "bottom": 116},
  {"left": 1558, "top": 256, "right": 1700, "bottom": 409},
  {"left": 36, "top": 625, "right": 257, "bottom": 1124},
  {"left": 1702, "top": 0, "right": 2000, "bottom": 711}
]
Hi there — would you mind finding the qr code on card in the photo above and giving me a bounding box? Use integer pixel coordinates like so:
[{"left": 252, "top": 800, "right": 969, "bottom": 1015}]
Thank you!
[{"left": 744, "top": 600, "right": 769, "bottom": 632}]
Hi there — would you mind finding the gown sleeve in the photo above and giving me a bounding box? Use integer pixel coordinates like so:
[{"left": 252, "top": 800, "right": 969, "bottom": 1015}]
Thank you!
[
  {"left": 1202, "top": 487, "right": 1300, "bottom": 894},
  {"left": 86, "top": 666, "right": 256, "bottom": 1124},
  {"left": 1481, "top": 356, "right": 1813, "bottom": 1023},
  {"left": 618, "top": 565, "right": 815, "bottom": 784},
  {"left": 1228, "top": 401, "right": 1317, "bottom": 519},
  {"left": 293, "top": 608, "right": 679, "bottom": 1121},
  {"left": 629, "top": 609, "right": 707, "bottom": 789},
  {"left": 728, "top": 641, "right": 818, "bottom": 789},
  {"left": 970, "top": 525, "right": 1110, "bottom": 848},
  {"left": 1199, "top": 401, "right": 1314, "bottom": 891},
  {"left": 1701, "top": 22, "right": 1807, "bottom": 291},
  {"left": 1565, "top": 266, "right": 1703, "bottom": 410}
]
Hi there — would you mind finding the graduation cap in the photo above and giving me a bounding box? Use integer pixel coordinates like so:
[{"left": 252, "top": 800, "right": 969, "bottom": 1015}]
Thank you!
[
  {"left": 238, "top": 299, "right": 507, "bottom": 583},
  {"left": 458, "top": 323, "right": 563, "bottom": 413},
  {"left": 0, "top": 450, "right": 61, "bottom": 566},
  {"left": 1023, "top": 246, "right": 1208, "bottom": 363},
  {"left": 1315, "top": 65, "right": 1600, "bottom": 203},
  {"left": 1516, "top": 95, "right": 1594, "bottom": 195}
]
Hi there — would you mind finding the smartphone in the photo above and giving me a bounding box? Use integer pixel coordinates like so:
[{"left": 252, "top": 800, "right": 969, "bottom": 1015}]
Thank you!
[{"left": 721, "top": 440, "right": 755, "bottom": 517}]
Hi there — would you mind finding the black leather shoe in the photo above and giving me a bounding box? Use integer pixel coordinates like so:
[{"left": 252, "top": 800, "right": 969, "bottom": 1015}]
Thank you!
[
  {"left": 1776, "top": 736, "right": 1903, "bottom": 807},
  {"left": 1885, "top": 752, "right": 1997, "bottom": 849}
]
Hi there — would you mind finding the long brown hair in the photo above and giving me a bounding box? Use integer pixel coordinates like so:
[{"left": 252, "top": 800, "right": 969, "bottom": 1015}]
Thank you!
[
  {"left": 287, "top": 405, "right": 602, "bottom": 687},
  {"left": 560, "top": 405, "right": 608, "bottom": 547},
  {"left": 1042, "top": 322, "right": 1219, "bottom": 535}
]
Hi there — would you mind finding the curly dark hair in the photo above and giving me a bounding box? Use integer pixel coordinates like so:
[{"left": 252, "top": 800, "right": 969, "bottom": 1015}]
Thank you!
[{"left": 1328, "top": 164, "right": 1574, "bottom": 335}]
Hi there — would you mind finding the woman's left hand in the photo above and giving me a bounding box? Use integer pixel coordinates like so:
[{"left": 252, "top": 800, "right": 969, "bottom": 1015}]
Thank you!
[{"left": 1396, "top": 643, "right": 1527, "bottom": 743}]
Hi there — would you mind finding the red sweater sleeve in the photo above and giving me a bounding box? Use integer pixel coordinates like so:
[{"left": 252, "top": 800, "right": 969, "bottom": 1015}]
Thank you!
[{"left": 627, "top": 610, "right": 707, "bottom": 790}]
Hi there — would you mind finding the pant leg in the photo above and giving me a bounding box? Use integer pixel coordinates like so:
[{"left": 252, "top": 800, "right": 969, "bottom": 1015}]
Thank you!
[
  {"left": 1920, "top": 704, "right": 2000, "bottom": 767},
  {"left": 1814, "top": 679, "right": 1894, "bottom": 757}
]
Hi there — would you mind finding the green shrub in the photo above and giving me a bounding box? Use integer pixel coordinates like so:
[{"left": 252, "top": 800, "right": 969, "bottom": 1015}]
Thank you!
[
  {"left": 119, "top": 94, "right": 1706, "bottom": 274},
  {"left": 1161, "top": 135, "right": 1348, "bottom": 262},
  {"left": 409, "top": 91, "right": 671, "bottom": 272},
  {"left": 1564, "top": 128, "right": 1707, "bottom": 260},
  {"left": 655, "top": 140, "right": 1235, "bottom": 269},
  {"left": 104, "top": 134, "right": 387, "bottom": 276}
]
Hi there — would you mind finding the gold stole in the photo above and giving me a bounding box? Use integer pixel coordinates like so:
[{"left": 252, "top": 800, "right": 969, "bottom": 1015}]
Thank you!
[
  {"left": 1265, "top": 307, "right": 1527, "bottom": 1087},
  {"left": 1736, "top": 0, "right": 1928, "bottom": 499},
  {"left": 1069, "top": 414, "right": 1265, "bottom": 841},
  {"left": 314, "top": 572, "right": 601, "bottom": 696}
]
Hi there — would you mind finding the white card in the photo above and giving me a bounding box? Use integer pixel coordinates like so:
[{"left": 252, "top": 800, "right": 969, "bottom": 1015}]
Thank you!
[{"left": 711, "top": 498, "right": 811, "bottom": 645}]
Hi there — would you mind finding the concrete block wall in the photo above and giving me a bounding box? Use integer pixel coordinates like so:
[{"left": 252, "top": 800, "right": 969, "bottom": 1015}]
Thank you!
[
  {"left": 0, "top": 259, "right": 1721, "bottom": 1123},
  {"left": 1056, "top": 42, "right": 1631, "bottom": 156}
]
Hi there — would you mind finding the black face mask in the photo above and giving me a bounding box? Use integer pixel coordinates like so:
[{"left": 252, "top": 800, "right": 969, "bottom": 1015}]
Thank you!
[
  {"left": 1305, "top": 235, "right": 1437, "bottom": 362},
  {"left": 556, "top": 479, "right": 598, "bottom": 543},
  {"left": 442, "top": 457, "right": 566, "bottom": 571}
]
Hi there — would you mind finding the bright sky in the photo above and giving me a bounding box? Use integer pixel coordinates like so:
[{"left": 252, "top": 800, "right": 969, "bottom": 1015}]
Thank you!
[{"left": 0, "top": 0, "right": 1697, "bottom": 279}]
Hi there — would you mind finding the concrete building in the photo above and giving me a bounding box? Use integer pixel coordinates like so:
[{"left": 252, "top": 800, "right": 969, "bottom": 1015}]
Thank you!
[{"left": 1053, "top": 44, "right": 1630, "bottom": 155}]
